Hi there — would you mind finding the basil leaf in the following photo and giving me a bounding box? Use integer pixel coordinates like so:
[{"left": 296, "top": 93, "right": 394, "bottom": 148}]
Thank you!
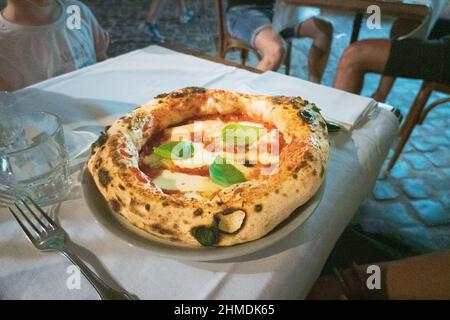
[
  {"left": 191, "top": 225, "right": 219, "bottom": 246},
  {"left": 153, "top": 141, "right": 194, "bottom": 160},
  {"left": 222, "top": 124, "right": 263, "bottom": 146},
  {"left": 209, "top": 156, "right": 246, "bottom": 187}
]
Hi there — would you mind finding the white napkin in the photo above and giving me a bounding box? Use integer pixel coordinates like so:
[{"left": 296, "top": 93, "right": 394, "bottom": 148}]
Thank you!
[{"left": 240, "top": 71, "right": 377, "bottom": 130}]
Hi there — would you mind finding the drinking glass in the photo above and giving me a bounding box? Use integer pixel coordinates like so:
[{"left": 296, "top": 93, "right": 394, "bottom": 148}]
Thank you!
[{"left": 0, "top": 111, "right": 70, "bottom": 206}]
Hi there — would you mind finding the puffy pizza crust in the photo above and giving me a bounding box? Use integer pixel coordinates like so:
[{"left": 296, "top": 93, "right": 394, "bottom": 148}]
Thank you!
[{"left": 88, "top": 87, "right": 330, "bottom": 247}]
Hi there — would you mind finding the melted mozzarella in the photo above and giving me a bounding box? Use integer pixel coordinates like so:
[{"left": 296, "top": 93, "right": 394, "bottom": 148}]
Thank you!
[
  {"left": 153, "top": 170, "right": 221, "bottom": 192},
  {"left": 151, "top": 119, "right": 281, "bottom": 192}
]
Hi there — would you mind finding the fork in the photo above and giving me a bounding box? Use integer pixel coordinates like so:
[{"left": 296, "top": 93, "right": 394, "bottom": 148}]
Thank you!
[{"left": 6, "top": 194, "right": 139, "bottom": 300}]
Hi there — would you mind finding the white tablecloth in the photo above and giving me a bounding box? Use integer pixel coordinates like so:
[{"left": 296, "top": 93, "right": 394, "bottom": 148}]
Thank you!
[{"left": 0, "top": 46, "right": 399, "bottom": 300}]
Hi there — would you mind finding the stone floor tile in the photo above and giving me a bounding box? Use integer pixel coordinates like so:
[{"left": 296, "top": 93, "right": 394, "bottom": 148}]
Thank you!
[
  {"left": 411, "top": 200, "right": 450, "bottom": 226},
  {"left": 422, "top": 171, "right": 450, "bottom": 191},
  {"left": 411, "top": 137, "right": 437, "bottom": 152},
  {"left": 400, "top": 178, "right": 431, "bottom": 199},
  {"left": 389, "top": 160, "right": 410, "bottom": 179},
  {"left": 378, "top": 203, "right": 418, "bottom": 228},
  {"left": 372, "top": 180, "right": 399, "bottom": 200},
  {"left": 424, "top": 148, "right": 450, "bottom": 167},
  {"left": 438, "top": 192, "right": 450, "bottom": 209},
  {"left": 402, "top": 153, "right": 433, "bottom": 170}
]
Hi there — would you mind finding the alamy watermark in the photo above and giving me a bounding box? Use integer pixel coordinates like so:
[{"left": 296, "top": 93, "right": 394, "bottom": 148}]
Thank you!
[
  {"left": 367, "top": 5, "right": 382, "bottom": 30},
  {"left": 66, "top": 265, "right": 81, "bottom": 290},
  {"left": 66, "top": 5, "right": 81, "bottom": 30},
  {"left": 366, "top": 264, "right": 382, "bottom": 290}
]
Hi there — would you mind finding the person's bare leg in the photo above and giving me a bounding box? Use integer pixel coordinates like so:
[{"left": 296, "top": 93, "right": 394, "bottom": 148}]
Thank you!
[
  {"left": 307, "top": 250, "right": 450, "bottom": 299},
  {"left": 254, "top": 27, "right": 285, "bottom": 71},
  {"left": 372, "top": 18, "right": 421, "bottom": 101},
  {"left": 146, "top": 0, "right": 162, "bottom": 23},
  {"left": 297, "top": 17, "right": 333, "bottom": 83},
  {"left": 334, "top": 39, "right": 391, "bottom": 94},
  {"left": 372, "top": 76, "right": 395, "bottom": 102}
]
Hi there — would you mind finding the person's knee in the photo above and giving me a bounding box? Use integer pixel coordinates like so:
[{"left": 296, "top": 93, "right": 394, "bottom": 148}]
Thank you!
[
  {"left": 311, "top": 17, "right": 333, "bottom": 49},
  {"left": 340, "top": 41, "right": 366, "bottom": 73},
  {"left": 262, "top": 41, "right": 285, "bottom": 66}
]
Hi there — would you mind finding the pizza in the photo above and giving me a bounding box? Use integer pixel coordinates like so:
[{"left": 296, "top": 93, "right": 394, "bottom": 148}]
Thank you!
[{"left": 88, "top": 87, "right": 329, "bottom": 247}]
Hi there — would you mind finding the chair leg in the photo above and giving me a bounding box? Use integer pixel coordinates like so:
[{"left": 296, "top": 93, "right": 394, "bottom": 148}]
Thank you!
[
  {"left": 240, "top": 49, "right": 248, "bottom": 66},
  {"left": 284, "top": 42, "right": 292, "bottom": 75},
  {"left": 387, "top": 122, "right": 416, "bottom": 172},
  {"left": 387, "top": 83, "right": 432, "bottom": 172},
  {"left": 399, "top": 82, "right": 432, "bottom": 138},
  {"left": 419, "top": 97, "right": 450, "bottom": 124}
]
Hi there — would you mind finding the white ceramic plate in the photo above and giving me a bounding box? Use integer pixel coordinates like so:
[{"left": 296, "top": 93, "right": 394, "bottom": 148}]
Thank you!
[{"left": 82, "top": 167, "right": 324, "bottom": 261}]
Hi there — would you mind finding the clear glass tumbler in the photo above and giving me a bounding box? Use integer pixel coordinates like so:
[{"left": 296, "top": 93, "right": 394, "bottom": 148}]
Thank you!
[{"left": 0, "top": 111, "right": 70, "bottom": 206}]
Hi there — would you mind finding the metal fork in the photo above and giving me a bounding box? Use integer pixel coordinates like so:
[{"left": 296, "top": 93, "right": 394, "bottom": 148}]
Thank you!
[{"left": 6, "top": 194, "right": 138, "bottom": 300}]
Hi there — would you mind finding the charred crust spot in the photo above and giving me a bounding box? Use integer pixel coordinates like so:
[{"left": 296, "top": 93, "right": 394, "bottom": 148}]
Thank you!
[
  {"left": 91, "top": 131, "right": 108, "bottom": 153},
  {"left": 193, "top": 208, "right": 204, "bottom": 216},
  {"left": 169, "top": 237, "right": 180, "bottom": 242},
  {"left": 104, "top": 125, "right": 111, "bottom": 132},
  {"left": 94, "top": 157, "right": 102, "bottom": 169},
  {"left": 311, "top": 104, "right": 321, "bottom": 113},
  {"left": 184, "top": 86, "right": 206, "bottom": 94},
  {"left": 151, "top": 223, "right": 174, "bottom": 236},
  {"left": 290, "top": 97, "right": 306, "bottom": 109},
  {"left": 320, "top": 164, "right": 325, "bottom": 178},
  {"left": 275, "top": 189, "right": 280, "bottom": 194},
  {"left": 312, "top": 169, "right": 317, "bottom": 176},
  {"left": 254, "top": 204, "right": 263, "bottom": 212},
  {"left": 293, "top": 174, "right": 298, "bottom": 179},
  {"left": 118, "top": 184, "right": 125, "bottom": 190},
  {"left": 244, "top": 160, "right": 255, "bottom": 168},
  {"left": 295, "top": 161, "right": 308, "bottom": 172},
  {"left": 115, "top": 195, "right": 123, "bottom": 205},
  {"left": 173, "top": 223, "right": 179, "bottom": 230},
  {"left": 319, "top": 120, "right": 327, "bottom": 129},
  {"left": 98, "top": 168, "right": 111, "bottom": 188},
  {"left": 299, "top": 109, "right": 314, "bottom": 124},
  {"left": 221, "top": 207, "right": 241, "bottom": 215},
  {"left": 162, "top": 201, "right": 169, "bottom": 207},
  {"left": 304, "top": 151, "right": 315, "bottom": 162},
  {"left": 170, "top": 91, "right": 186, "bottom": 98},
  {"left": 271, "top": 96, "right": 287, "bottom": 105},
  {"left": 110, "top": 199, "right": 121, "bottom": 212},
  {"left": 145, "top": 203, "right": 151, "bottom": 211},
  {"left": 155, "top": 92, "right": 169, "bottom": 99}
]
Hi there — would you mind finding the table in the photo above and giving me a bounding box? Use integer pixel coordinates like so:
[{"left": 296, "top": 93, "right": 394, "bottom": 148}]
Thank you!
[
  {"left": 284, "top": 0, "right": 431, "bottom": 42},
  {"left": 0, "top": 45, "right": 399, "bottom": 299}
]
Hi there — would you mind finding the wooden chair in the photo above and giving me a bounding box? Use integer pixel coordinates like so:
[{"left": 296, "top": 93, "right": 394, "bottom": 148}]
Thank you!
[
  {"left": 215, "top": 0, "right": 292, "bottom": 74},
  {"left": 387, "top": 81, "right": 450, "bottom": 172}
]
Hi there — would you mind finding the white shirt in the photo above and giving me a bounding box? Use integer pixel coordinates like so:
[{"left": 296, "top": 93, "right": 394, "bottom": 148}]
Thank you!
[{"left": 0, "top": 0, "right": 109, "bottom": 91}]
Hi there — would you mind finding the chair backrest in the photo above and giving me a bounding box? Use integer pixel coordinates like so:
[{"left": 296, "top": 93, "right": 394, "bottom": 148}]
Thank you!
[{"left": 215, "top": 0, "right": 226, "bottom": 53}]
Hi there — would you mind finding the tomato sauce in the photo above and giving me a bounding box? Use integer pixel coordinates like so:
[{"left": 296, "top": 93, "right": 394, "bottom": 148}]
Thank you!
[{"left": 138, "top": 114, "right": 287, "bottom": 182}]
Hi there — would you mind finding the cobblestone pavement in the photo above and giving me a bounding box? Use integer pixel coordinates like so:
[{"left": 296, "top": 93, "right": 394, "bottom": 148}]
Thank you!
[{"left": 20, "top": 1, "right": 450, "bottom": 256}]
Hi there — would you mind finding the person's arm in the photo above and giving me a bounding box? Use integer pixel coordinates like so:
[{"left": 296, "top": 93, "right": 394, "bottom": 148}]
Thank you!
[
  {"left": 307, "top": 251, "right": 450, "bottom": 300},
  {"left": 0, "top": 76, "right": 13, "bottom": 91},
  {"left": 383, "top": 250, "right": 450, "bottom": 299}
]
